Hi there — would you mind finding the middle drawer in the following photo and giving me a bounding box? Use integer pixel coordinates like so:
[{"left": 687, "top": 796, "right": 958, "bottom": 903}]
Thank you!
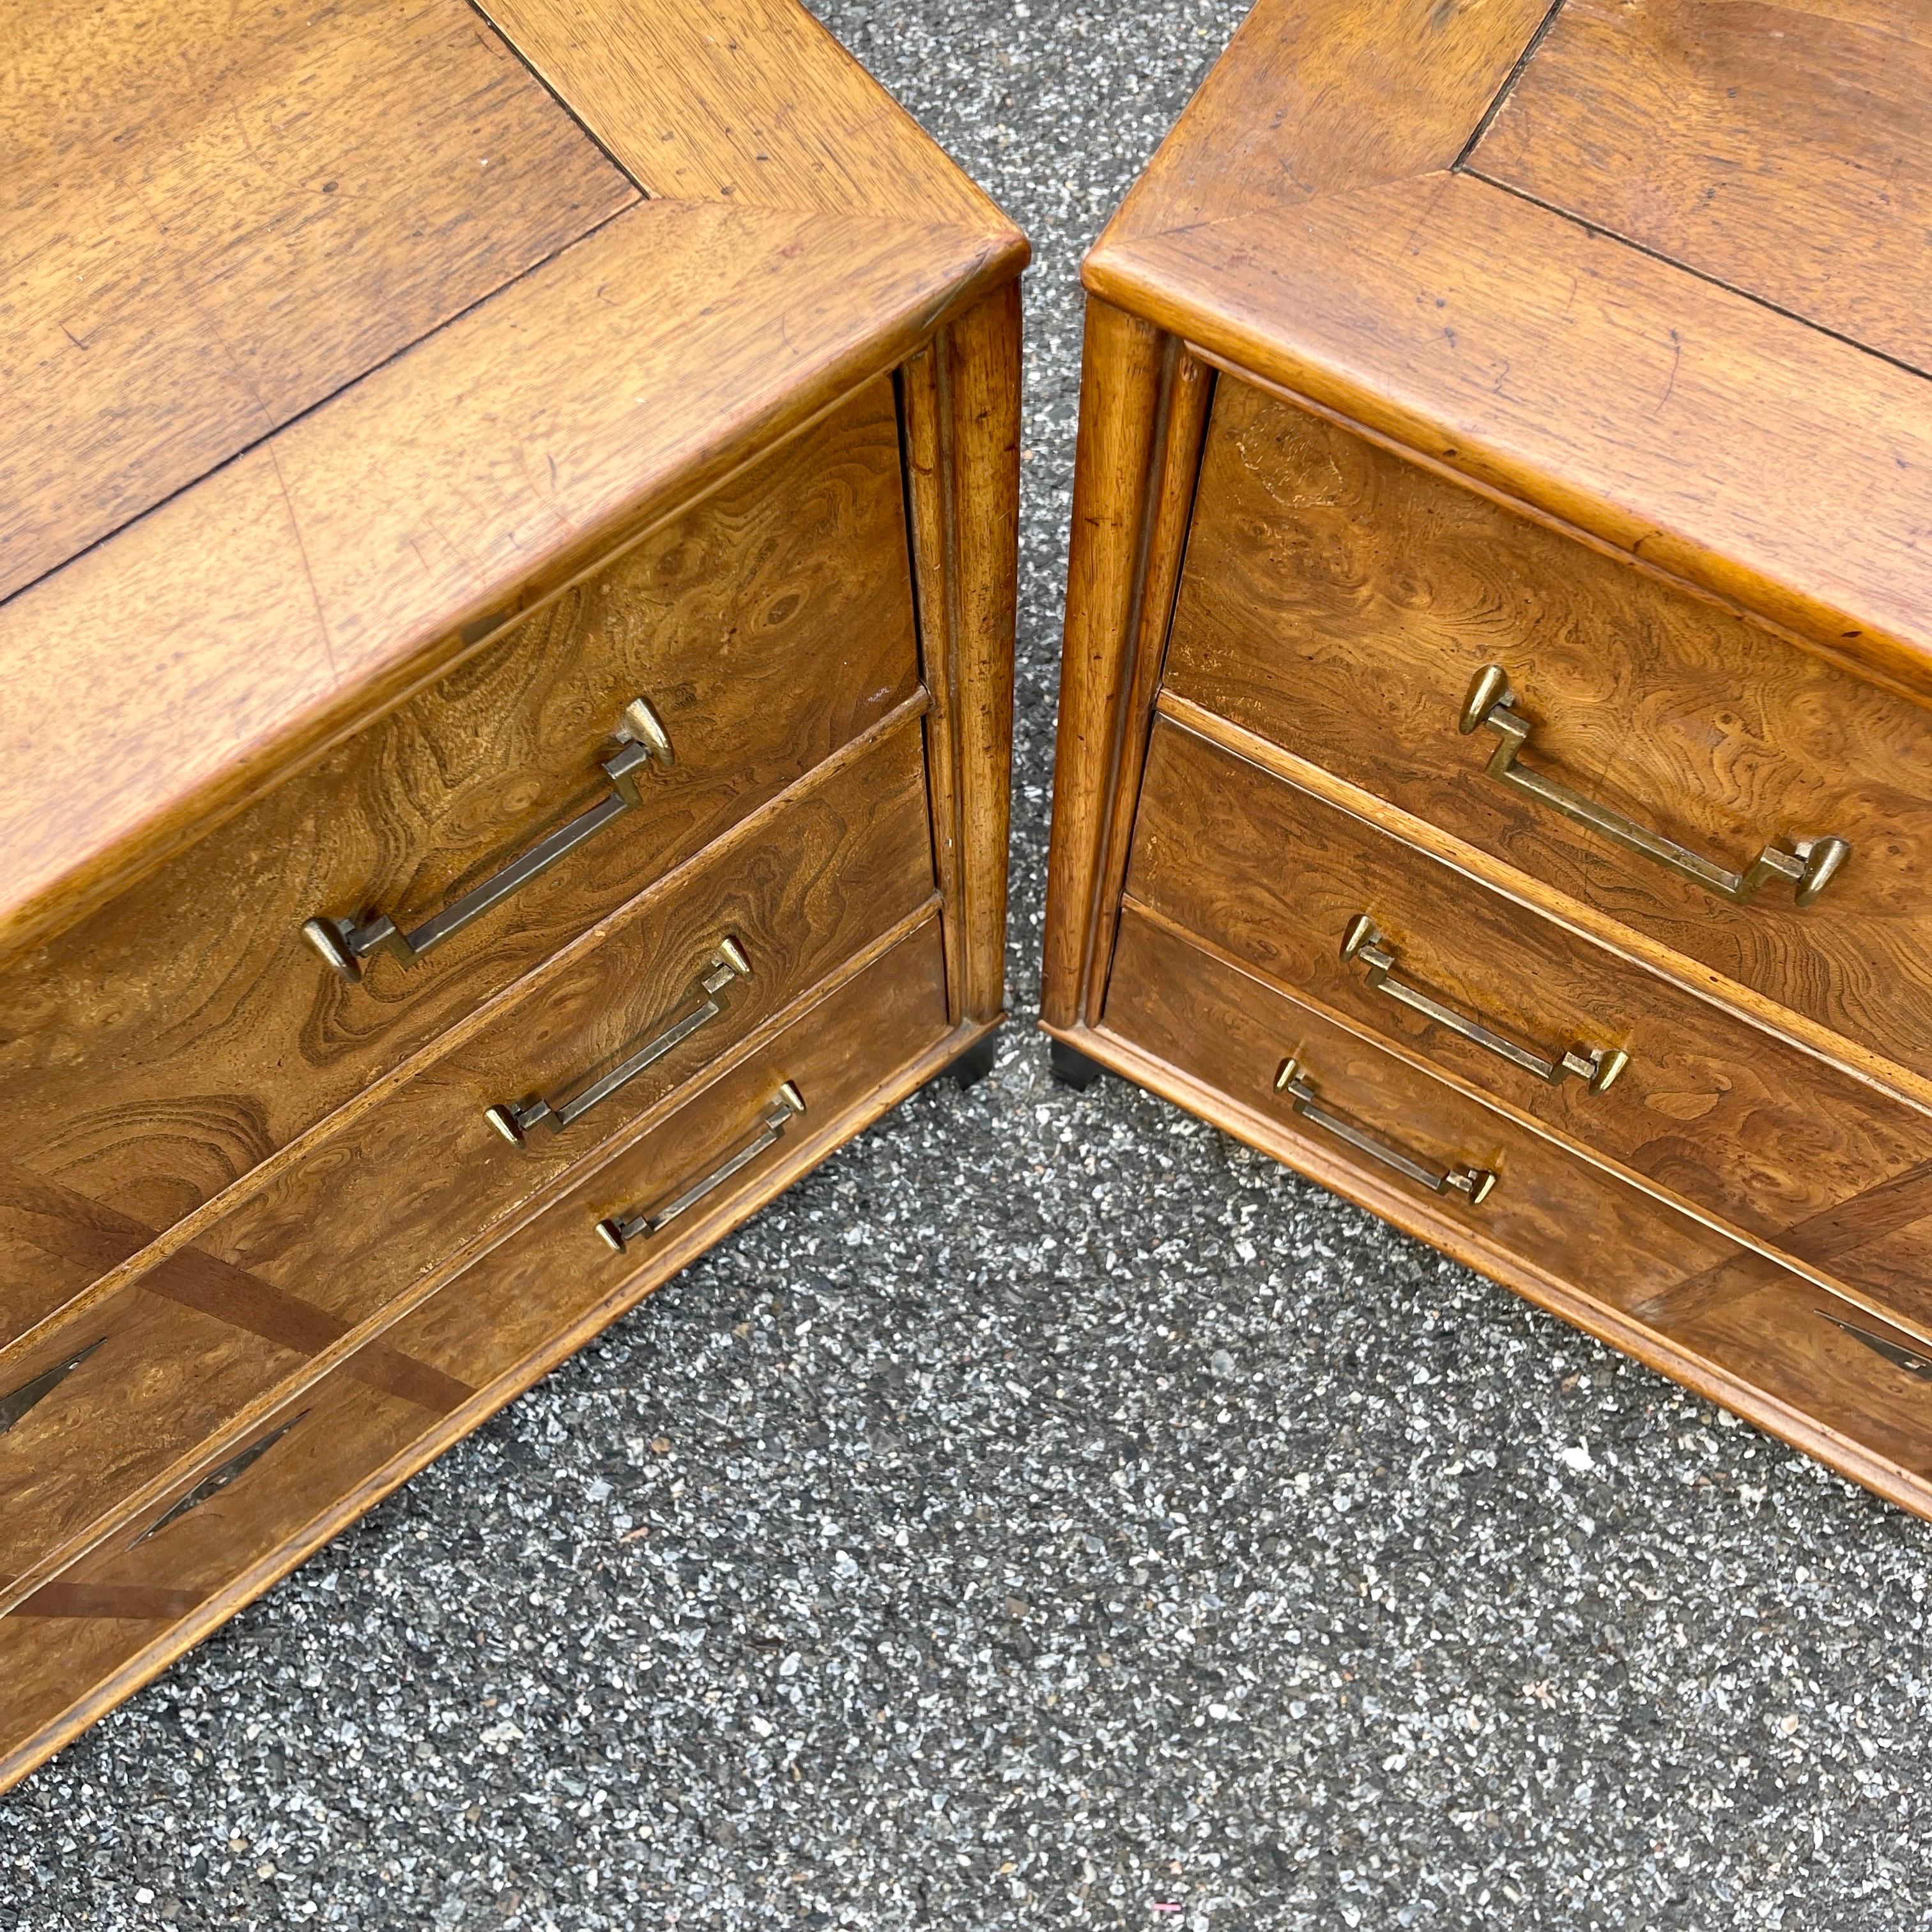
[
  {"left": 1126, "top": 715, "right": 1932, "bottom": 1329},
  {"left": 0, "top": 719, "right": 935, "bottom": 1592}
]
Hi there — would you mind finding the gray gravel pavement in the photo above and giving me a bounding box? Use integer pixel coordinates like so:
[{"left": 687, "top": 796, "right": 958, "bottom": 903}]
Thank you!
[{"left": 6, "top": 3, "right": 1931, "bottom": 1927}]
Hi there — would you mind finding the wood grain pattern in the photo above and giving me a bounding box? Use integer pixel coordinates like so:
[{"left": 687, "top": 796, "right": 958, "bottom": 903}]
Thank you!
[
  {"left": 1470, "top": 0, "right": 1932, "bottom": 374},
  {"left": 1089, "top": 76, "right": 1932, "bottom": 695},
  {"left": 1659, "top": 1270, "right": 1932, "bottom": 1487},
  {"left": 78, "top": 726, "right": 928, "bottom": 1364},
  {"left": 0, "top": 885, "right": 953, "bottom": 1620},
  {"left": 476, "top": 0, "right": 1004, "bottom": 226},
  {"left": 1126, "top": 716, "right": 1932, "bottom": 1322},
  {"left": 1103, "top": 907, "right": 1745, "bottom": 1317},
  {"left": 0, "top": 381, "right": 917, "bottom": 1244},
  {"left": 1080, "top": 349, "right": 1214, "bottom": 1027},
  {"left": 900, "top": 282, "right": 1023, "bottom": 1025},
  {"left": 0, "top": 1170, "right": 473, "bottom": 1411},
  {"left": 0, "top": 0, "right": 1025, "bottom": 1787},
  {"left": 388, "top": 921, "right": 952, "bottom": 1384},
  {"left": 0, "top": 0, "right": 634, "bottom": 602},
  {"left": 0, "top": 916, "right": 962, "bottom": 1793},
  {"left": 0, "top": 1287, "right": 306, "bottom": 1605},
  {"left": 1100, "top": 912, "right": 1932, "bottom": 1509},
  {"left": 1165, "top": 376, "right": 1932, "bottom": 1090}
]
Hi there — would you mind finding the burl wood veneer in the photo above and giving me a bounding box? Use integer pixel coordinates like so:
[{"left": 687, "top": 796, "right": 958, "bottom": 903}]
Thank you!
[
  {"left": 1043, "top": 0, "right": 1932, "bottom": 1522},
  {"left": 0, "top": 0, "right": 1024, "bottom": 1790}
]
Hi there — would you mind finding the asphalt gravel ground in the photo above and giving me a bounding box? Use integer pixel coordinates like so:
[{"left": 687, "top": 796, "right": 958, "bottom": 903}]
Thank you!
[{"left": 6, "top": 3, "right": 1932, "bottom": 1928}]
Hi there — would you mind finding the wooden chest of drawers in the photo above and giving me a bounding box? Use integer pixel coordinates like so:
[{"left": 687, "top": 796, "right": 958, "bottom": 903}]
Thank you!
[
  {"left": 1043, "top": 0, "right": 1932, "bottom": 1519},
  {"left": 0, "top": 0, "right": 1023, "bottom": 1788}
]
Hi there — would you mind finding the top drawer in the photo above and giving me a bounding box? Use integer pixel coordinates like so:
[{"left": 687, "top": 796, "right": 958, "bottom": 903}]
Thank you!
[
  {"left": 1164, "top": 375, "right": 1932, "bottom": 1085},
  {"left": 0, "top": 377, "right": 919, "bottom": 1241}
]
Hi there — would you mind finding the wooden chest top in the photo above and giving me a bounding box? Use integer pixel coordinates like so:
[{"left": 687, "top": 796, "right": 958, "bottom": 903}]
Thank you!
[
  {"left": 0, "top": 0, "right": 1023, "bottom": 953},
  {"left": 1086, "top": 0, "right": 1932, "bottom": 699}
]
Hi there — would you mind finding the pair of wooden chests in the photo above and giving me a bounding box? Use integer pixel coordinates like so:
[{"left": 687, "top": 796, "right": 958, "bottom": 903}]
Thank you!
[{"left": 6, "top": 0, "right": 1931, "bottom": 1787}]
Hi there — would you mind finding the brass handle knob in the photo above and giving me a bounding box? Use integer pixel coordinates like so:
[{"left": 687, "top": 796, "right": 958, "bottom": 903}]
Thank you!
[
  {"left": 303, "top": 695, "right": 673, "bottom": 982},
  {"left": 1341, "top": 915, "right": 1628, "bottom": 1095},
  {"left": 1459, "top": 664, "right": 1850, "bottom": 908},
  {"left": 486, "top": 939, "right": 751, "bottom": 1146},
  {"left": 595, "top": 1084, "right": 806, "bottom": 1253},
  {"left": 1274, "top": 1057, "right": 1496, "bottom": 1206}
]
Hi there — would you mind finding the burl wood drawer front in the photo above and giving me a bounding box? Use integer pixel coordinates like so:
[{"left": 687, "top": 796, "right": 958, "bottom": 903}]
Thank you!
[
  {"left": 1163, "top": 376, "right": 1932, "bottom": 1085},
  {"left": 1101, "top": 906, "right": 1744, "bottom": 1317},
  {"left": 0, "top": 375, "right": 918, "bottom": 1245},
  {"left": 1126, "top": 717, "right": 1932, "bottom": 1318},
  {"left": 0, "top": 719, "right": 935, "bottom": 1360},
  {"left": 0, "top": 915, "right": 952, "bottom": 1774}
]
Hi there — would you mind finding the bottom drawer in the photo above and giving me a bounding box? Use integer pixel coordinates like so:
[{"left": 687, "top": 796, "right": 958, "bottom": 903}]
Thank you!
[
  {"left": 1096, "top": 906, "right": 1932, "bottom": 1515},
  {"left": 0, "top": 916, "right": 954, "bottom": 1790},
  {"left": 1101, "top": 906, "right": 1744, "bottom": 1315}
]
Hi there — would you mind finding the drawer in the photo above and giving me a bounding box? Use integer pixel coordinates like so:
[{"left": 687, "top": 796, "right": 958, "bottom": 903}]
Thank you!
[
  {"left": 0, "top": 912, "right": 952, "bottom": 1755},
  {"left": 1102, "top": 910, "right": 1932, "bottom": 1517},
  {"left": 0, "top": 374, "right": 919, "bottom": 1245},
  {"left": 0, "top": 717, "right": 936, "bottom": 1356},
  {"left": 1100, "top": 905, "right": 1746, "bottom": 1319},
  {"left": 1126, "top": 717, "right": 1932, "bottom": 1328},
  {"left": 1163, "top": 374, "right": 1932, "bottom": 1084}
]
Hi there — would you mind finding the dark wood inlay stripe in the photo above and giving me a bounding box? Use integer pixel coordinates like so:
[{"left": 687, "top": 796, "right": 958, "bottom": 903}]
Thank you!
[
  {"left": 10, "top": 1581, "right": 206, "bottom": 1621},
  {"left": 0, "top": 1165, "right": 475, "bottom": 1415}
]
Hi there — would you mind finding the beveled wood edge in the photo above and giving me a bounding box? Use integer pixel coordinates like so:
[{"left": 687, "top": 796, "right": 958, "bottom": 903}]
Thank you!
[
  {"left": 900, "top": 344, "right": 969, "bottom": 1025},
  {"left": 1095, "top": 0, "right": 1552, "bottom": 249},
  {"left": 1158, "top": 692, "right": 1932, "bottom": 1123},
  {"left": 1041, "top": 1015, "right": 1932, "bottom": 1529},
  {"left": 0, "top": 236, "right": 1027, "bottom": 965},
  {"left": 1040, "top": 301, "right": 1170, "bottom": 1030},
  {"left": 0, "top": 1000, "right": 996, "bottom": 1797},
  {"left": 1086, "top": 170, "right": 1932, "bottom": 702},
  {"left": 0, "top": 896, "right": 952, "bottom": 1620},
  {"left": 1121, "top": 891, "right": 1932, "bottom": 1360},
  {"left": 901, "top": 283, "right": 1022, "bottom": 1027},
  {"left": 1080, "top": 347, "right": 1214, "bottom": 1027},
  {"left": 0, "top": 699, "right": 935, "bottom": 1376}
]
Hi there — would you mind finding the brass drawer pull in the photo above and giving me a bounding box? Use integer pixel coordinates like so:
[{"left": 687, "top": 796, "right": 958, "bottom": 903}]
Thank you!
[
  {"left": 1274, "top": 1057, "right": 1497, "bottom": 1206},
  {"left": 132, "top": 1413, "right": 308, "bottom": 1545},
  {"left": 1342, "top": 915, "right": 1629, "bottom": 1094},
  {"left": 595, "top": 1083, "right": 805, "bottom": 1253},
  {"left": 486, "top": 939, "right": 751, "bottom": 1146},
  {"left": 1459, "top": 664, "right": 1850, "bottom": 908},
  {"left": 303, "top": 695, "right": 674, "bottom": 981},
  {"left": 0, "top": 1337, "right": 105, "bottom": 1435},
  {"left": 1821, "top": 1312, "right": 1932, "bottom": 1384}
]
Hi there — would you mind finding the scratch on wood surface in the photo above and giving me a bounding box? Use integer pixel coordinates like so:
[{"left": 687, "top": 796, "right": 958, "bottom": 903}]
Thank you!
[
  {"left": 265, "top": 442, "right": 338, "bottom": 682},
  {"left": 1657, "top": 326, "right": 1682, "bottom": 415}
]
